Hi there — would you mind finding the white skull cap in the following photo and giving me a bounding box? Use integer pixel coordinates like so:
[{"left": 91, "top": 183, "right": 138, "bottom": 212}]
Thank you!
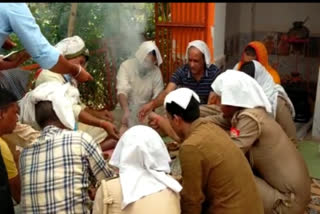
[{"left": 164, "top": 88, "right": 200, "bottom": 110}]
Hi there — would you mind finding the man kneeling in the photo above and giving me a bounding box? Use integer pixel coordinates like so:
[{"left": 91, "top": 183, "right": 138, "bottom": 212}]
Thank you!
[{"left": 164, "top": 88, "right": 264, "bottom": 214}]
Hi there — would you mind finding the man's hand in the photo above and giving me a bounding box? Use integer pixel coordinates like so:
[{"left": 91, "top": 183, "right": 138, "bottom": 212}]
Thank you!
[
  {"left": 99, "top": 109, "right": 114, "bottom": 122},
  {"left": 148, "top": 112, "right": 162, "bottom": 131},
  {"left": 138, "top": 101, "right": 154, "bottom": 122},
  {"left": 88, "top": 185, "right": 97, "bottom": 201},
  {"left": 119, "top": 125, "right": 128, "bottom": 137},
  {"left": 207, "top": 92, "right": 221, "bottom": 105},
  {"left": 0, "top": 53, "right": 30, "bottom": 71},
  {"left": 147, "top": 112, "right": 169, "bottom": 137},
  {"left": 88, "top": 108, "right": 114, "bottom": 122},
  {"left": 2, "top": 38, "right": 16, "bottom": 50},
  {"left": 148, "top": 112, "right": 181, "bottom": 142},
  {"left": 100, "top": 120, "right": 119, "bottom": 140},
  {"left": 121, "top": 110, "right": 130, "bottom": 127},
  {"left": 119, "top": 110, "right": 129, "bottom": 137},
  {"left": 100, "top": 137, "right": 118, "bottom": 151},
  {"left": 74, "top": 66, "right": 93, "bottom": 82}
]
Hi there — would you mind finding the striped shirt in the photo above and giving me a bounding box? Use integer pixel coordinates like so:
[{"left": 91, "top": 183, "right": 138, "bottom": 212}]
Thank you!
[
  {"left": 170, "top": 64, "right": 220, "bottom": 104},
  {"left": 0, "top": 68, "right": 30, "bottom": 100},
  {"left": 20, "top": 125, "right": 115, "bottom": 214}
]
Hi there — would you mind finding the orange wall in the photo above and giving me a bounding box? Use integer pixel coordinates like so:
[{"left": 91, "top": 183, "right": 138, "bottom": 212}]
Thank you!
[
  {"left": 168, "top": 3, "right": 215, "bottom": 62},
  {"left": 207, "top": 3, "right": 215, "bottom": 62}
]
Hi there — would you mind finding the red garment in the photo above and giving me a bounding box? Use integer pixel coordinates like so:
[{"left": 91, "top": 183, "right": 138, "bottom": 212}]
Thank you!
[{"left": 34, "top": 68, "right": 43, "bottom": 80}]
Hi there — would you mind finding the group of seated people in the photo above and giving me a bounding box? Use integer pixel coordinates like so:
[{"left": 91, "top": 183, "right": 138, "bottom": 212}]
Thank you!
[{"left": 0, "top": 3, "right": 311, "bottom": 214}]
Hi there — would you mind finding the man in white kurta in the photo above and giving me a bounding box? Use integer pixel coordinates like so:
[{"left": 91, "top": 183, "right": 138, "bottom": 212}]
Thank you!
[
  {"left": 35, "top": 36, "right": 118, "bottom": 144},
  {"left": 116, "top": 41, "right": 164, "bottom": 132}
]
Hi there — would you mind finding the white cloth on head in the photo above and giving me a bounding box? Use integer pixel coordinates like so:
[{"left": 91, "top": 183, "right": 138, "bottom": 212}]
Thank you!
[
  {"left": 19, "top": 82, "right": 80, "bottom": 130},
  {"left": 135, "top": 41, "right": 163, "bottom": 66},
  {"left": 248, "top": 60, "right": 278, "bottom": 117},
  {"left": 117, "top": 41, "right": 163, "bottom": 127},
  {"left": 116, "top": 58, "right": 164, "bottom": 127},
  {"left": 109, "top": 125, "right": 182, "bottom": 209},
  {"left": 186, "top": 40, "right": 211, "bottom": 67},
  {"left": 211, "top": 69, "right": 272, "bottom": 113},
  {"left": 235, "top": 60, "right": 295, "bottom": 118},
  {"left": 274, "top": 84, "right": 296, "bottom": 118},
  {"left": 164, "top": 87, "right": 200, "bottom": 109},
  {"left": 54, "top": 35, "right": 89, "bottom": 59}
]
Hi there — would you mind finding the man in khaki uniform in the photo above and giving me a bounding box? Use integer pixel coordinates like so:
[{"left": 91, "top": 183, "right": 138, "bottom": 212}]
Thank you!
[
  {"left": 275, "top": 85, "right": 297, "bottom": 144},
  {"left": 237, "top": 60, "right": 297, "bottom": 144},
  {"left": 164, "top": 88, "right": 264, "bottom": 214},
  {"left": 210, "top": 70, "right": 310, "bottom": 214}
]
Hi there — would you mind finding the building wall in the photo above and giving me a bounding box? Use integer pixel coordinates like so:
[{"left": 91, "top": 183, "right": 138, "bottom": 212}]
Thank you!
[
  {"left": 254, "top": 3, "right": 320, "bottom": 35},
  {"left": 225, "top": 3, "right": 320, "bottom": 84},
  {"left": 213, "top": 3, "right": 226, "bottom": 67},
  {"left": 225, "top": 3, "right": 240, "bottom": 38}
]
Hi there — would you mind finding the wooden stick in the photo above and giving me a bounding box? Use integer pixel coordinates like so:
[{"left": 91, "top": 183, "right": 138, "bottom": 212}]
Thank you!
[{"left": 67, "top": 3, "right": 78, "bottom": 37}]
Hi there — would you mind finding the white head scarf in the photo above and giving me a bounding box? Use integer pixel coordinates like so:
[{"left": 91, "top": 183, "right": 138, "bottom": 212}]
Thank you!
[
  {"left": 164, "top": 87, "right": 200, "bottom": 109},
  {"left": 135, "top": 41, "right": 163, "bottom": 66},
  {"left": 19, "top": 82, "right": 80, "bottom": 130},
  {"left": 240, "top": 60, "right": 295, "bottom": 118},
  {"left": 54, "top": 35, "right": 89, "bottom": 59},
  {"left": 109, "top": 125, "right": 182, "bottom": 209},
  {"left": 186, "top": 40, "right": 211, "bottom": 67},
  {"left": 211, "top": 70, "right": 272, "bottom": 113},
  {"left": 274, "top": 84, "right": 296, "bottom": 118},
  {"left": 241, "top": 60, "right": 278, "bottom": 117}
]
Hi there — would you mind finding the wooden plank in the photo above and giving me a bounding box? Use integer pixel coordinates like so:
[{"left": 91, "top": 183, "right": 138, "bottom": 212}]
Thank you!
[
  {"left": 308, "top": 204, "right": 320, "bottom": 212},
  {"left": 311, "top": 183, "right": 320, "bottom": 189},
  {"left": 313, "top": 179, "right": 320, "bottom": 187},
  {"left": 308, "top": 179, "right": 320, "bottom": 213},
  {"left": 311, "top": 185, "right": 320, "bottom": 195}
]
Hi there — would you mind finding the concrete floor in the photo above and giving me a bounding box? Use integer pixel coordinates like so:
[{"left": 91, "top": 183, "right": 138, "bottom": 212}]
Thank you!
[
  {"left": 296, "top": 118, "right": 320, "bottom": 143},
  {"left": 296, "top": 120, "right": 320, "bottom": 214}
]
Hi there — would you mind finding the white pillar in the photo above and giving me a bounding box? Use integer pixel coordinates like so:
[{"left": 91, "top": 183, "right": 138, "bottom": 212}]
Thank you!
[
  {"left": 312, "top": 66, "right": 320, "bottom": 139},
  {"left": 213, "top": 3, "right": 226, "bottom": 69}
]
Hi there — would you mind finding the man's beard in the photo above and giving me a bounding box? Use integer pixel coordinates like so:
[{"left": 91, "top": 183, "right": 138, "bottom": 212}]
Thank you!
[{"left": 139, "top": 63, "right": 154, "bottom": 77}]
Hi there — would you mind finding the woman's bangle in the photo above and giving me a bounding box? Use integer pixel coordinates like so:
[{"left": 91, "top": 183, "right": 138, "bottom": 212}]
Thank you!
[{"left": 73, "top": 65, "right": 82, "bottom": 78}]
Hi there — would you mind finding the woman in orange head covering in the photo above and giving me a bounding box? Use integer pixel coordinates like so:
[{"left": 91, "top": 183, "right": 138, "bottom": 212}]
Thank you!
[{"left": 234, "top": 41, "right": 281, "bottom": 84}]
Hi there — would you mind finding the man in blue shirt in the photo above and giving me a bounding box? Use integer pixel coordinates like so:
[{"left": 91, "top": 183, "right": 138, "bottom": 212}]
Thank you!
[
  {"left": 0, "top": 3, "right": 93, "bottom": 82},
  {"left": 138, "top": 40, "right": 220, "bottom": 121}
]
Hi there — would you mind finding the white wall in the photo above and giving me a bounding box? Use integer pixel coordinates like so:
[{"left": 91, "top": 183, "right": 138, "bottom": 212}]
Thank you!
[
  {"left": 312, "top": 67, "right": 320, "bottom": 139},
  {"left": 213, "top": 3, "right": 226, "bottom": 64},
  {"left": 254, "top": 3, "right": 320, "bottom": 36},
  {"left": 226, "top": 3, "right": 320, "bottom": 36}
]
